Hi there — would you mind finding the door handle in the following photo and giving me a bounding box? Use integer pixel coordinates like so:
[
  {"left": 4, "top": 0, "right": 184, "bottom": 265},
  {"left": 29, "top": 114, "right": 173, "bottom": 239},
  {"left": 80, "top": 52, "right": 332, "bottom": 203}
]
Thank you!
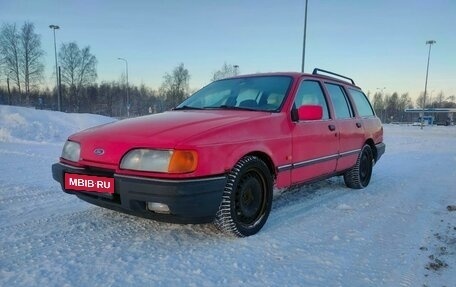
[
  {"left": 328, "top": 124, "right": 336, "bottom": 131},
  {"left": 356, "top": 122, "right": 362, "bottom": 128}
]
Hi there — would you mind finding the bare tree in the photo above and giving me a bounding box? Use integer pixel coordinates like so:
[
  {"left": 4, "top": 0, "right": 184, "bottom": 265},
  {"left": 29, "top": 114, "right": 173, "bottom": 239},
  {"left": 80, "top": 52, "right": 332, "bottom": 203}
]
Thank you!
[
  {"left": 385, "top": 92, "right": 399, "bottom": 122},
  {"left": 398, "top": 93, "right": 413, "bottom": 110},
  {"left": 396, "top": 93, "right": 413, "bottom": 122},
  {"left": 211, "top": 62, "right": 238, "bottom": 81},
  {"left": 372, "top": 92, "right": 384, "bottom": 120},
  {"left": 435, "top": 91, "right": 445, "bottom": 107},
  {"left": 20, "top": 22, "right": 44, "bottom": 103},
  {"left": 0, "top": 23, "right": 21, "bottom": 95},
  {"left": 59, "top": 42, "right": 97, "bottom": 111},
  {"left": 160, "top": 63, "right": 190, "bottom": 109},
  {"left": 416, "top": 92, "right": 426, "bottom": 109}
]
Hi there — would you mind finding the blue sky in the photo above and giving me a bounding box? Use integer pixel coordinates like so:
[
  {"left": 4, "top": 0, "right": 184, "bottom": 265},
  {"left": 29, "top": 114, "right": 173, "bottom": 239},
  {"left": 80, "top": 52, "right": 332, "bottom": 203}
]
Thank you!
[{"left": 1, "top": 0, "right": 455, "bottom": 101}]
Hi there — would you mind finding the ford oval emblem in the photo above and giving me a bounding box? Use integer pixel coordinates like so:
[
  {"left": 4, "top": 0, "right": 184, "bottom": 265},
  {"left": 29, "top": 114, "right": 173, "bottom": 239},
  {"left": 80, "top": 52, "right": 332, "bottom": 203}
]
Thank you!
[{"left": 93, "top": 148, "right": 105, "bottom": 156}]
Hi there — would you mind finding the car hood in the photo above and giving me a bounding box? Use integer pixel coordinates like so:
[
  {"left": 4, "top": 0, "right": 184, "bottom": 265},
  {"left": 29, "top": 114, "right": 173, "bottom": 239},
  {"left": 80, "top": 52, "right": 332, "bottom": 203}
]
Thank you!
[{"left": 69, "top": 110, "right": 272, "bottom": 165}]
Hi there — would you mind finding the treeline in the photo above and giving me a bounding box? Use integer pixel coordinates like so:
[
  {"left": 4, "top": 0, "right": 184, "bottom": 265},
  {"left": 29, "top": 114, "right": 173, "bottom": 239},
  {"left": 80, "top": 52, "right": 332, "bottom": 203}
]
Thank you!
[
  {"left": 370, "top": 91, "right": 456, "bottom": 123},
  {"left": 0, "top": 62, "right": 194, "bottom": 117},
  {"left": 0, "top": 82, "right": 161, "bottom": 117},
  {"left": 2, "top": 76, "right": 456, "bottom": 121},
  {"left": 0, "top": 55, "right": 234, "bottom": 117}
]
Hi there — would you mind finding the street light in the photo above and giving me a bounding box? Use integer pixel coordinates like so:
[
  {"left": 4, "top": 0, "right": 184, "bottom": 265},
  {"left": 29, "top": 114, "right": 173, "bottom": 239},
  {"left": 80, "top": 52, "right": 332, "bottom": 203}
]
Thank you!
[
  {"left": 49, "top": 24, "right": 61, "bottom": 111},
  {"left": 421, "top": 40, "right": 436, "bottom": 129},
  {"left": 117, "top": 57, "right": 129, "bottom": 117},
  {"left": 301, "top": 0, "right": 309, "bottom": 73}
]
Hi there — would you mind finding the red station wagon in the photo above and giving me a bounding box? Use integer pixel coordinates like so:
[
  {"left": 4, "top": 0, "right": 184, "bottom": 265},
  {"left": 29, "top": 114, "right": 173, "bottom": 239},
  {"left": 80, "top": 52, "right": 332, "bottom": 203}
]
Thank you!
[{"left": 52, "top": 69, "right": 385, "bottom": 237}]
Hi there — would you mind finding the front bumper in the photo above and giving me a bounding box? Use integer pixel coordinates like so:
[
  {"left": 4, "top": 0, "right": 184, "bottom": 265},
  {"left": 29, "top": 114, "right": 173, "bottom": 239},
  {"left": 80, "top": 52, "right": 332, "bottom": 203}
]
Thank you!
[{"left": 52, "top": 163, "right": 226, "bottom": 224}]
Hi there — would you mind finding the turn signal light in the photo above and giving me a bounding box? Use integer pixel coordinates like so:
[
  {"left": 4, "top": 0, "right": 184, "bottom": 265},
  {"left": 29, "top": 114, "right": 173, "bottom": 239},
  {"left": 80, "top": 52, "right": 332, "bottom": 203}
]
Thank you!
[{"left": 168, "top": 150, "right": 198, "bottom": 173}]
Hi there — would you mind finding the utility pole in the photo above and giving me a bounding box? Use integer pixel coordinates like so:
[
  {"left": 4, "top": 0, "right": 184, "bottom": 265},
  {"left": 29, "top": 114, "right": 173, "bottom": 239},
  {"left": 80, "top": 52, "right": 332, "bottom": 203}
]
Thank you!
[
  {"left": 301, "top": 0, "right": 308, "bottom": 73},
  {"left": 49, "top": 24, "right": 61, "bottom": 111},
  {"left": 421, "top": 40, "right": 436, "bottom": 129}
]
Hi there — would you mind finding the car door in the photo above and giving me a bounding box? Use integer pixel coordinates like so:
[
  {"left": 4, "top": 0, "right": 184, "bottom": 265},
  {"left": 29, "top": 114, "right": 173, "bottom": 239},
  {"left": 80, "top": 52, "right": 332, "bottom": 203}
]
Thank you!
[
  {"left": 323, "top": 82, "right": 365, "bottom": 172},
  {"left": 291, "top": 80, "right": 338, "bottom": 184}
]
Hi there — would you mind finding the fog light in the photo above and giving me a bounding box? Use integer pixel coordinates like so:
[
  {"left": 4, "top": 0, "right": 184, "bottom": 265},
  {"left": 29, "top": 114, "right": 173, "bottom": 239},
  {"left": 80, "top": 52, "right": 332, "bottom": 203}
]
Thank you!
[{"left": 147, "top": 202, "right": 170, "bottom": 214}]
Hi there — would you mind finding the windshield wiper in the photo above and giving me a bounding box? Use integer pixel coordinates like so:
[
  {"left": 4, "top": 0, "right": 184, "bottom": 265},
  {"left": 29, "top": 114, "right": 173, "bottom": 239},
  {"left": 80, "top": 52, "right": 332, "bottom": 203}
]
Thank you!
[
  {"left": 173, "top": 105, "right": 204, "bottom": 110},
  {"left": 214, "top": 105, "right": 258, "bottom": 111}
]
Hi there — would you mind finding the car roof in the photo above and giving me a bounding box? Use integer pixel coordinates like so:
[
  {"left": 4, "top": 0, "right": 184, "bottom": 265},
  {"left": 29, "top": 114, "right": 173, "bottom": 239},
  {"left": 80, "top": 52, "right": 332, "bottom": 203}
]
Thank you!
[{"left": 226, "top": 71, "right": 362, "bottom": 90}]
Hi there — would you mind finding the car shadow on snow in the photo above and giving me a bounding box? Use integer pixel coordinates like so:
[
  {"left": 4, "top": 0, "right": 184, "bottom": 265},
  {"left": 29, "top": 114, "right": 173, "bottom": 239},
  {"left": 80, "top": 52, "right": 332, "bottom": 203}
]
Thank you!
[
  {"left": 264, "top": 176, "right": 360, "bottom": 232},
  {"left": 77, "top": 176, "right": 356, "bottom": 241},
  {"left": 88, "top": 207, "right": 227, "bottom": 242}
]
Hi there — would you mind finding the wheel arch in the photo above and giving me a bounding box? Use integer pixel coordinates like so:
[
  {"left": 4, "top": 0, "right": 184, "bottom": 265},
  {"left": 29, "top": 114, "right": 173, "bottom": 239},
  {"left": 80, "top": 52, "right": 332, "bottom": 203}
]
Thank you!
[
  {"left": 223, "top": 145, "right": 279, "bottom": 181},
  {"left": 365, "top": 138, "right": 377, "bottom": 162},
  {"left": 244, "top": 151, "right": 277, "bottom": 180}
]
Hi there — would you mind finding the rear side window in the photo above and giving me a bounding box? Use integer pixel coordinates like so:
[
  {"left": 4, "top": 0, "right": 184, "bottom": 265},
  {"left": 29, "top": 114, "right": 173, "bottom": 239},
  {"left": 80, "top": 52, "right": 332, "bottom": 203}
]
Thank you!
[
  {"left": 294, "top": 80, "right": 330, "bottom": 120},
  {"left": 325, "top": 83, "right": 353, "bottom": 119},
  {"left": 349, "top": 88, "right": 375, "bottom": 117}
]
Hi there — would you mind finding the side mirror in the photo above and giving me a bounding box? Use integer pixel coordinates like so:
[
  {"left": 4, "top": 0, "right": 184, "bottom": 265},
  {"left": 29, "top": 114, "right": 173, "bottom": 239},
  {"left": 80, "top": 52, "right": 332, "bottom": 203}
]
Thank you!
[{"left": 298, "top": 105, "right": 323, "bottom": 121}]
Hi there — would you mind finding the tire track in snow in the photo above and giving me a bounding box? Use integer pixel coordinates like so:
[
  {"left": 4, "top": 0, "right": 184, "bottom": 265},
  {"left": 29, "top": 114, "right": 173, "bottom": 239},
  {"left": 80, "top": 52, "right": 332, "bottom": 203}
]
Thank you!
[
  {"left": 263, "top": 173, "right": 432, "bottom": 286},
  {"left": 0, "top": 148, "right": 57, "bottom": 160},
  {"left": 0, "top": 185, "right": 77, "bottom": 229},
  {"left": 0, "top": 206, "right": 220, "bottom": 264},
  {"left": 0, "top": 208, "right": 94, "bottom": 233},
  {"left": 267, "top": 178, "right": 351, "bottom": 231},
  {"left": 398, "top": 274, "right": 415, "bottom": 287},
  {"left": 0, "top": 208, "right": 134, "bottom": 261},
  {"left": 0, "top": 189, "right": 58, "bottom": 205}
]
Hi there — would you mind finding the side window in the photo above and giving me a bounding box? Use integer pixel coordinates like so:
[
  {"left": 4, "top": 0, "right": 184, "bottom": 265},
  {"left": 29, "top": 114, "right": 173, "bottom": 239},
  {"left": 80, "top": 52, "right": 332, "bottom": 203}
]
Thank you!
[
  {"left": 294, "top": 80, "right": 330, "bottom": 120},
  {"left": 349, "top": 88, "right": 375, "bottom": 117},
  {"left": 325, "top": 83, "right": 353, "bottom": 119}
]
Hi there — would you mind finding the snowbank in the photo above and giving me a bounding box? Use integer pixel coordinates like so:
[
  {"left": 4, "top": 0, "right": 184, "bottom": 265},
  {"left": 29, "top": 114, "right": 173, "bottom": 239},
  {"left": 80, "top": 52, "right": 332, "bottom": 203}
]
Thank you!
[{"left": 0, "top": 105, "right": 115, "bottom": 144}]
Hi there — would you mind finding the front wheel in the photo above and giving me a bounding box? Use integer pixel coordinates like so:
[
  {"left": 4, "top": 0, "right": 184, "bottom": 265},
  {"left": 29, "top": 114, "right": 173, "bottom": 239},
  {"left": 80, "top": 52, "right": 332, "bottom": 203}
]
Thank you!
[
  {"left": 214, "top": 156, "right": 273, "bottom": 237},
  {"left": 344, "top": 144, "right": 374, "bottom": 189}
]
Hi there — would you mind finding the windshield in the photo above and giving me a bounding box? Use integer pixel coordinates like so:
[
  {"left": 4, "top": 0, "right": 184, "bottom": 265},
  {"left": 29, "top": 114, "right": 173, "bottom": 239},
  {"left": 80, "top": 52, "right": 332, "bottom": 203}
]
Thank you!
[{"left": 176, "top": 76, "right": 292, "bottom": 112}]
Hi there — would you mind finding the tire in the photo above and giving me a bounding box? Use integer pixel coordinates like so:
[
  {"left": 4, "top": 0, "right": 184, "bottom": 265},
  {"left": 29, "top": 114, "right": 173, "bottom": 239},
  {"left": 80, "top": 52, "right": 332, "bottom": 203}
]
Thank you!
[
  {"left": 344, "top": 144, "right": 374, "bottom": 189},
  {"left": 214, "top": 156, "right": 273, "bottom": 237}
]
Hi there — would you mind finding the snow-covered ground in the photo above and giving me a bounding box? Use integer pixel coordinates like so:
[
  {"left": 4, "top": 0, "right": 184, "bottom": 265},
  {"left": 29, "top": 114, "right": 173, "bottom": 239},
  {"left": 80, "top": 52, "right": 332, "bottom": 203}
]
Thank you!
[{"left": 0, "top": 105, "right": 455, "bottom": 287}]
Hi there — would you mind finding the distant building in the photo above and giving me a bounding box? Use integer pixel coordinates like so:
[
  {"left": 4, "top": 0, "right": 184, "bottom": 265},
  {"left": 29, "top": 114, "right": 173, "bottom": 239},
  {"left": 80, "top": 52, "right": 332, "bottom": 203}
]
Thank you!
[{"left": 404, "top": 108, "right": 455, "bottom": 126}]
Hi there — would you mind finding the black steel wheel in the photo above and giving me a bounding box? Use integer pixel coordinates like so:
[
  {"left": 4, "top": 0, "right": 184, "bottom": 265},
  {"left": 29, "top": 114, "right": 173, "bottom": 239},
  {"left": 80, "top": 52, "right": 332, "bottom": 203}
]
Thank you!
[
  {"left": 214, "top": 156, "right": 273, "bottom": 237},
  {"left": 344, "top": 144, "right": 374, "bottom": 189}
]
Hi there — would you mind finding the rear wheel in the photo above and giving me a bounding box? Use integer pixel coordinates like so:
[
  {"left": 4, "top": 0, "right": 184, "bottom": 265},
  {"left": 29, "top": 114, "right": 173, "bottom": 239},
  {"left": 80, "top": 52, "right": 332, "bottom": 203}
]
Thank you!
[
  {"left": 344, "top": 144, "right": 374, "bottom": 189},
  {"left": 214, "top": 156, "right": 273, "bottom": 237}
]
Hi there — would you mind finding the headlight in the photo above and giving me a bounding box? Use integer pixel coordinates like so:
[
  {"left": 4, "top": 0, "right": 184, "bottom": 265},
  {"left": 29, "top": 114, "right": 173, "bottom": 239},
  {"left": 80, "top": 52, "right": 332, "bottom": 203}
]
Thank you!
[
  {"left": 120, "top": 149, "right": 198, "bottom": 173},
  {"left": 61, "top": 140, "right": 81, "bottom": 162}
]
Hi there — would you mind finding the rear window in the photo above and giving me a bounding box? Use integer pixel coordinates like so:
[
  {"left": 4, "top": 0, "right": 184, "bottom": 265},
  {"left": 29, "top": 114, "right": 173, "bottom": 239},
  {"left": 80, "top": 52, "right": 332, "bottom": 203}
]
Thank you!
[{"left": 349, "top": 88, "right": 375, "bottom": 117}]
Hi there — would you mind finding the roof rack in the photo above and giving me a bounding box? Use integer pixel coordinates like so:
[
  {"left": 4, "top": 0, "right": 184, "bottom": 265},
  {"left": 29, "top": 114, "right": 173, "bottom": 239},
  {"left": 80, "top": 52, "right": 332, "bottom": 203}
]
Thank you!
[{"left": 312, "top": 68, "right": 355, "bottom": 85}]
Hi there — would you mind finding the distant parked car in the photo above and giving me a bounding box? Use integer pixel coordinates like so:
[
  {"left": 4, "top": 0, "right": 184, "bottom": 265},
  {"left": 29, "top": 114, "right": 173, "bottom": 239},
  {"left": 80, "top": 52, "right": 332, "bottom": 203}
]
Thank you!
[{"left": 52, "top": 69, "right": 385, "bottom": 237}]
